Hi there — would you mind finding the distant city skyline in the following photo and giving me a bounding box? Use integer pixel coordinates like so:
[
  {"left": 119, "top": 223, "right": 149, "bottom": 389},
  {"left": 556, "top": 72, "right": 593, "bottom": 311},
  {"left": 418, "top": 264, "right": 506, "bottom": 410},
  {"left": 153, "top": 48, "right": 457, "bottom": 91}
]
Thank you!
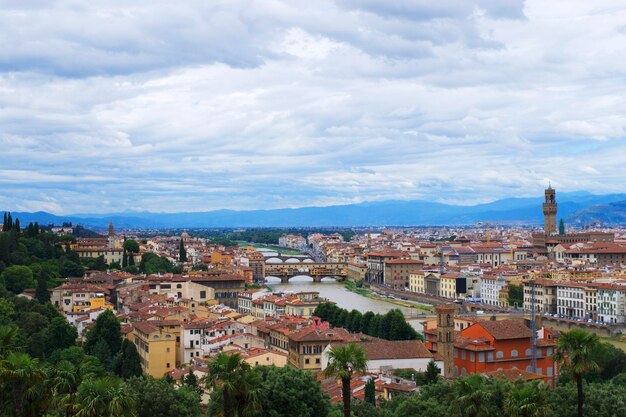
[{"left": 2, "top": 1, "right": 626, "bottom": 214}]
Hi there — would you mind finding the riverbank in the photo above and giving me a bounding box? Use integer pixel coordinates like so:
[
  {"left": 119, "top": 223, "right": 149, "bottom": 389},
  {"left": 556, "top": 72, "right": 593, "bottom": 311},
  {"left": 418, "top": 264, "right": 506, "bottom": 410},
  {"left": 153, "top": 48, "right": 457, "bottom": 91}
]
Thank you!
[
  {"left": 237, "top": 241, "right": 303, "bottom": 255},
  {"left": 603, "top": 336, "right": 626, "bottom": 352},
  {"left": 343, "top": 281, "right": 433, "bottom": 313}
]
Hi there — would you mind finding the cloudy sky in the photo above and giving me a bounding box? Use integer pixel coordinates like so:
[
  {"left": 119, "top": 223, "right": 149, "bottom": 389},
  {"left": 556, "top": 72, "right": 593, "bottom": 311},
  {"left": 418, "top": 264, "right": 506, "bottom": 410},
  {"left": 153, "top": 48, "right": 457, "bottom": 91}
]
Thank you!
[{"left": 1, "top": 0, "right": 626, "bottom": 214}]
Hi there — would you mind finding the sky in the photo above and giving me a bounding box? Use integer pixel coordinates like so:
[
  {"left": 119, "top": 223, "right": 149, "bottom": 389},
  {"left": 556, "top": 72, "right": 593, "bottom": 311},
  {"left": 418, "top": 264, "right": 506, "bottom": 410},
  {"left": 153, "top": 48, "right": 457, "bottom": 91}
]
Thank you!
[{"left": 1, "top": 0, "right": 626, "bottom": 214}]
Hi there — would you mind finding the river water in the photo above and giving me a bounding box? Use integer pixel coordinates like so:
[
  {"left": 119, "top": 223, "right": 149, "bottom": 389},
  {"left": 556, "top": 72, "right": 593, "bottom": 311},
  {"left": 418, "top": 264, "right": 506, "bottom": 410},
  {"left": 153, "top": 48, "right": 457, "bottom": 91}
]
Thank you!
[{"left": 267, "top": 276, "right": 427, "bottom": 333}]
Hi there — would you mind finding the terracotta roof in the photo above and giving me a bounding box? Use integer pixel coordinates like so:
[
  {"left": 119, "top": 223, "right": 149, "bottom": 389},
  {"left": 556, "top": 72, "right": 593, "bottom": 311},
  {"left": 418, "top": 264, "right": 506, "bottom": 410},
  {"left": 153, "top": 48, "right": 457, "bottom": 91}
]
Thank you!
[
  {"left": 485, "top": 369, "right": 545, "bottom": 381},
  {"left": 473, "top": 320, "right": 531, "bottom": 340},
  {"left": 353, "top": 340, "right": 433, "bottom": 360}
]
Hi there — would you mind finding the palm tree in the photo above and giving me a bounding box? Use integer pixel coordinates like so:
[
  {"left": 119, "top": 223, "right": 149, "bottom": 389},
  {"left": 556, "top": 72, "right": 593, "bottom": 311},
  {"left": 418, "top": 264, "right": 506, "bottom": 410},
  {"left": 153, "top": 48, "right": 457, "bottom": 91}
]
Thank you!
[
  {"left": 553, "top": 329, "right": 600, "bottom": 417},
  {"left": 323, "top": 342, "right": 368, "bottom": 417},
  {"left": 0, "top": 326, "right": 20, "bottom": 359},
  {"left": 48, "top": 360, "right": 82, "bottom": 416},
  {"left": 504, "top": 381, "right": 551, "bottom": 417},
  {"left": 74, "top": 377, "right": 136, "bottom": 417},
  {"left": 0, "top": 352, "right": 45, "bottom": 417},
  {"left": 451, "top": 374, "right": 492, "bottom": 417},
  {"left": 204, "top": 352, "right": 263, "bottom": 417}
]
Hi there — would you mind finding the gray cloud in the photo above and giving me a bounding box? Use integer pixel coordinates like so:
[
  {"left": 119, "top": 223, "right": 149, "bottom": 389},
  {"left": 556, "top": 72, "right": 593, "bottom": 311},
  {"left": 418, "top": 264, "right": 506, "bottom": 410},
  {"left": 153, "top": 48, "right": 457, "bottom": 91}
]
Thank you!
[{"left": 1, "top": 0, "right": 626, "bottom": 214}]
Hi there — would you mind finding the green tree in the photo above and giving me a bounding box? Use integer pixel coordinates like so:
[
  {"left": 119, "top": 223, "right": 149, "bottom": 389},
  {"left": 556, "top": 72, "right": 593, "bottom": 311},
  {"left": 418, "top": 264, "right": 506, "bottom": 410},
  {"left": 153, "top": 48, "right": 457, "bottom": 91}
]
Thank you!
[
  {"left": 360, "top": 311, "right": 375, "bottom": 334},
  {"left": 182, "top": 368, "right": 202, "bottom": 394},
  {"left": 0, "top": 326, "right": 20, "bottom": 359},
  {"left": 45, "top": 316, "right": 78, "bottom": 356},
  {"left": 323, "top": 342, "right": 368, "bottom": 417},
  {"left": 451, "top": 375, "right": 492, "bottom": 417},
  {"left": 48, "top": 359, "right": 82, "bottom": 416},
  {"left": 204, "top": 353, "right": 263, "bottom": 417},
  {"left": 179, "top": 238, "right": 187, "bottom": 262},
  {"left": 35, "top": 271, "right": 50, "bottom": 304},
  {"left": 113, "top": 339, "right": 143, "bottom": 380},
  {"left": 364, "top": 377, "right": 376, "bottom": 405},
  {"left": 123, "top": 239, "right": 140, "bottom": 255},
  {"left": 0, "top": 298, "right": 15, "bottom": 325},
  {"left": 425, "top": 360, "right": 441, "bottom": 383},
  {"left": 554, "top": 329, "right": 601, "bottom": 417},
  {"left": 74, "top": 376, "right": 136, "bottom": 417},
  {"left": 257, "top": 365, "right": 329, "bottom": 417},
  {"left": 508, "top": 284, "right": 524, "bottom": 308},
  {"left": 83, "top": 310, "right": 122, "bottom": 369},
  {"left": 0, "top": 352, "right": 45, "bottom": 417},
  {"left": 504, "top": 381, "right": 551, "bottom": 417},
  {"left": 1, "top": 265, "right": 35, "bottom": 294},
  {"left": 128, "top": 375, "right": 202, "bottom": 417}
]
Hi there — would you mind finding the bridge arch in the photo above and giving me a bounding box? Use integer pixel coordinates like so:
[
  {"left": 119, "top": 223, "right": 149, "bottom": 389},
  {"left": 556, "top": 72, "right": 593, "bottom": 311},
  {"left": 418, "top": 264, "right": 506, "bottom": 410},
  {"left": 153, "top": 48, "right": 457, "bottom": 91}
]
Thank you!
[
  {"left": 265, "top": 257, "right": 283, "bottom": 264},
  {"left": 285, "top": 258, "right": 301, "bottom": 263}
]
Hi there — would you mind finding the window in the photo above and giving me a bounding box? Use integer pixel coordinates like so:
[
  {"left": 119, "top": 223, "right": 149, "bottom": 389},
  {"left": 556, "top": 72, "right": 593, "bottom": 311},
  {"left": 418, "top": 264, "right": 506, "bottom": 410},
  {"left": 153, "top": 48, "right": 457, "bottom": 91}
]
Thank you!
[
  {"left": 511, "top": 350, "right": 518, "bottom": 358},
  {"left": 166, "top": 363, "right": 170, "bottom": 368},
  {"left": 305, "top": 358, "right": 310, "bottom": 365},
  {"left": 479, "top": 352, "right": 485, "bottom": 362},
  {"left": 200, "top": 291, "right": 206, "bottom": 299},
  {"left": 496, "top": 351, "right": 504, "bottom": 359}
]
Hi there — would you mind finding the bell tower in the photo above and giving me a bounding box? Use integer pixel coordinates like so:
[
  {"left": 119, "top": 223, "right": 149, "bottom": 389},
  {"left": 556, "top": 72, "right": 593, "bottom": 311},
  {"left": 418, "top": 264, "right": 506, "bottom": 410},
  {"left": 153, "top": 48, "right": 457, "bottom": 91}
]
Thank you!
[
  {"left": 435, "top": 304, "right": 456, "bottom": 379},
  {"left": 543, "top": 185, "right": 557, "bottom": 235}
]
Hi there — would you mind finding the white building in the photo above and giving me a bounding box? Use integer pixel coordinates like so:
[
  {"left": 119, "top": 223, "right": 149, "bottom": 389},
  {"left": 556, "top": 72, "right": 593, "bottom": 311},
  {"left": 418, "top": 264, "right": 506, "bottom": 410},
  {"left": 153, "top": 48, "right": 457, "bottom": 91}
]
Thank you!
[
  {"left": 479, "top": 275, "right": 507, "bottom": 306},
  {"left": 557, "top": 283, "right": 585, "bottom": 319},
  {"left": 596, "top": 284, "right": 626, "bottom": 324}
]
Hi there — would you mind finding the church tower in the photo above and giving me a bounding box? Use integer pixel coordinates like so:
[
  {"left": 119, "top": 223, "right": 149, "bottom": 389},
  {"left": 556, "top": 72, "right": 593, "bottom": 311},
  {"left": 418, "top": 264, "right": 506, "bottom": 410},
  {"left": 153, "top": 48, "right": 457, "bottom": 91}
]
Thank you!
[
  {"left": 543, "top": 185, "right": 557, "bottom": 235},
  {"left": 108, "top": 220, "right": 115, "bottom": 249},
  {"left": 435, "top": 304, "right": 456, "bottom": 379}
]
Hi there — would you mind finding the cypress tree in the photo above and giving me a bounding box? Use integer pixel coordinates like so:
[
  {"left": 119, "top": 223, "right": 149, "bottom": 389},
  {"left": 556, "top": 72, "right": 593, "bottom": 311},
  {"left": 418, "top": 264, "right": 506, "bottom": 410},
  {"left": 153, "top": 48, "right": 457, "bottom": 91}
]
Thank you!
[
  {"left": 6, "top": 212, "right": 12, "bottom": 231},
  {"left": 183, "top": 369, "right": 202, "bottom": 394},
  {"left": 179, "top": 238, "right": 187, "bottom": 262},
  {"left": 35, "top": 270, "right": 50, "bottom": 304},
  {"left": 14, "top": 218, "right": 20, "bottom": 234},
  {"left": 2, "top": 212, "right": 6, "bottom": 231},
  {"left": 364, "top": 378, "right": 376, "bottom": 405},
  {"left": 34, "top": 222, "right": 39, "bottom": 235},
  {"left": 122, "top": 249, "right": 128, "bottom": 268},
  {"left": 114, "top": 339, "right": 143, "bottom": 379},
  {"left": 559, "top": 218, "right": 566, "bottom": 235}
]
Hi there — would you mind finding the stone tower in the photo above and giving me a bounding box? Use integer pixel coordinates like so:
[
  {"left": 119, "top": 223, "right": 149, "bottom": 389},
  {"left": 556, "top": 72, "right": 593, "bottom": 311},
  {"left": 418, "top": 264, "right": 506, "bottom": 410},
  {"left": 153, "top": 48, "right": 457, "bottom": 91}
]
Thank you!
[
  {"left": 543, "top": 185, "right": 557, "bottom": 235},
  {"left": 108, "top": 220, "right": 115, "bottom": 249},
  {"left": 435, "top": 304, "right": 456, "bottom": 379}
]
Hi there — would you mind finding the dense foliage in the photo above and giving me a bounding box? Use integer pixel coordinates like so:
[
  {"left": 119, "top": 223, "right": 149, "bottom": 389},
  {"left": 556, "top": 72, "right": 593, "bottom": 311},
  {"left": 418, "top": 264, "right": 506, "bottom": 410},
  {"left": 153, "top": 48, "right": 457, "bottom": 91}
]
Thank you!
[
  {"left": 313, "top": 303, "right": 422, "bottom": 341},
  {"left": 1, "top": 213, "right": 85, "bottom": 287}
]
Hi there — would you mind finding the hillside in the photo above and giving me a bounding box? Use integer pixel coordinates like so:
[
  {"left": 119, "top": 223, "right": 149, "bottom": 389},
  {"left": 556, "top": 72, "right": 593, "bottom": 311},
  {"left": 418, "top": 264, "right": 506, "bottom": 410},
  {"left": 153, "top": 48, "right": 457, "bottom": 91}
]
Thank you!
[{"left": 5, "top": 191, "right": 626, "bottom": 228}]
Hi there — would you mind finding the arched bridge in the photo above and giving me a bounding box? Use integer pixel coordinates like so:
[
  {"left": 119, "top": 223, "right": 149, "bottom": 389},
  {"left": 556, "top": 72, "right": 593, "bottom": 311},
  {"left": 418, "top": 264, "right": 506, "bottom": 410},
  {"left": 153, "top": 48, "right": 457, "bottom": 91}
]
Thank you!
[{"left": 264, "top": 262, "right": 348, "bottom": 283}]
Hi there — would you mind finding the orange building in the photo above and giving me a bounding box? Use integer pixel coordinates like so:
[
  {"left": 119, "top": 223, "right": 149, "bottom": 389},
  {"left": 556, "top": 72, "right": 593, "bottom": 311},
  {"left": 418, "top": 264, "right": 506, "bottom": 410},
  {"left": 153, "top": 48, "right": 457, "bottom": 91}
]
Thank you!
[{"left": 424, "top": 319, "right": 557, "bottom": 384}]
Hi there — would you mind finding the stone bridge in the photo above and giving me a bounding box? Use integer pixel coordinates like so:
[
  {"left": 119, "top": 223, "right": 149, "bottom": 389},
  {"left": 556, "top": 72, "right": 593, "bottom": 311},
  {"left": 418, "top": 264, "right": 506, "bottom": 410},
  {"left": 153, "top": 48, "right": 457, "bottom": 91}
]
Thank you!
[{"left": 264, "top": 262, "right": 348, "bottom": 283}]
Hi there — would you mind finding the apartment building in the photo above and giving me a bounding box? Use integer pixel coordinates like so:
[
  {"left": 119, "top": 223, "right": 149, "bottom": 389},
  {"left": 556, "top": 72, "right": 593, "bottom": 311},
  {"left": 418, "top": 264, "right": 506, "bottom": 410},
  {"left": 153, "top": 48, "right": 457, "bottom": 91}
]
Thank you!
[
  {"left": 130, "top": 320, "right": 180, "bottom": 377},
  {"left": 384, "top": 259, "right": 422, "bottom": 289},
  {"left": 556, "top": 283, "right": 586, "bottom": 319},
  {"left": 596, "top": 284, "right": 626, "bottom": 324},
  {"left": 480, "top": 275, "right": 507, "bottom": 306}
]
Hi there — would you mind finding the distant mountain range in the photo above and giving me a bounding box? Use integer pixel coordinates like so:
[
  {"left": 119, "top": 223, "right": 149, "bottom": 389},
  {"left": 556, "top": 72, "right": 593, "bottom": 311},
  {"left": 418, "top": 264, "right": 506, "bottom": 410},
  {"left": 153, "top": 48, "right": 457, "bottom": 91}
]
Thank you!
[{"left": 5, "top": 191, "right": 626, "bottom": 229}]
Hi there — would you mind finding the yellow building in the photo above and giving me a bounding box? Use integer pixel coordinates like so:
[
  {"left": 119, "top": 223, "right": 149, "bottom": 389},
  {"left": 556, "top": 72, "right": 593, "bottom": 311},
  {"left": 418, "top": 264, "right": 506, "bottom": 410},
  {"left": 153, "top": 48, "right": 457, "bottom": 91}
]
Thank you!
[
  {"left": 439, "top": 274, "right": 459, "bottom": 299},
  {"left": 287, "top": 327, "right": 356, "bottom": 371},
  {"left": 130, "top": 320, "right": 181, "bottom": 377},
  {"left": 243, "top": 348, "right": 287, "bottom": 367},
  {"left": 409, "top": 272, "right": 425, "bottom": 293},
  {"left": 284, "top": 298, "right": 318, "bottom": 317}
]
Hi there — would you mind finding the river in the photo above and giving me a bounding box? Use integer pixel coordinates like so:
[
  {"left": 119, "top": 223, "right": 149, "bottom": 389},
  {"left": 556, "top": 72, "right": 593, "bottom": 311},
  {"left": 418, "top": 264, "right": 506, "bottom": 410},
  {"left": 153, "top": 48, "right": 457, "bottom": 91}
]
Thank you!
[{"left": 267, "top": 276, "right": 428, "bottom": 332}]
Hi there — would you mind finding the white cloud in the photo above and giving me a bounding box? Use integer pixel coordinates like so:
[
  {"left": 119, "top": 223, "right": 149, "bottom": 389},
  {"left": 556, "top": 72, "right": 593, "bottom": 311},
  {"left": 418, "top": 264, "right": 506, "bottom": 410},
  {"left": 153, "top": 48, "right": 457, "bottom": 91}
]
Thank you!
[{"left": 1, "top": 0, "right": 626, "bottom": 214}]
